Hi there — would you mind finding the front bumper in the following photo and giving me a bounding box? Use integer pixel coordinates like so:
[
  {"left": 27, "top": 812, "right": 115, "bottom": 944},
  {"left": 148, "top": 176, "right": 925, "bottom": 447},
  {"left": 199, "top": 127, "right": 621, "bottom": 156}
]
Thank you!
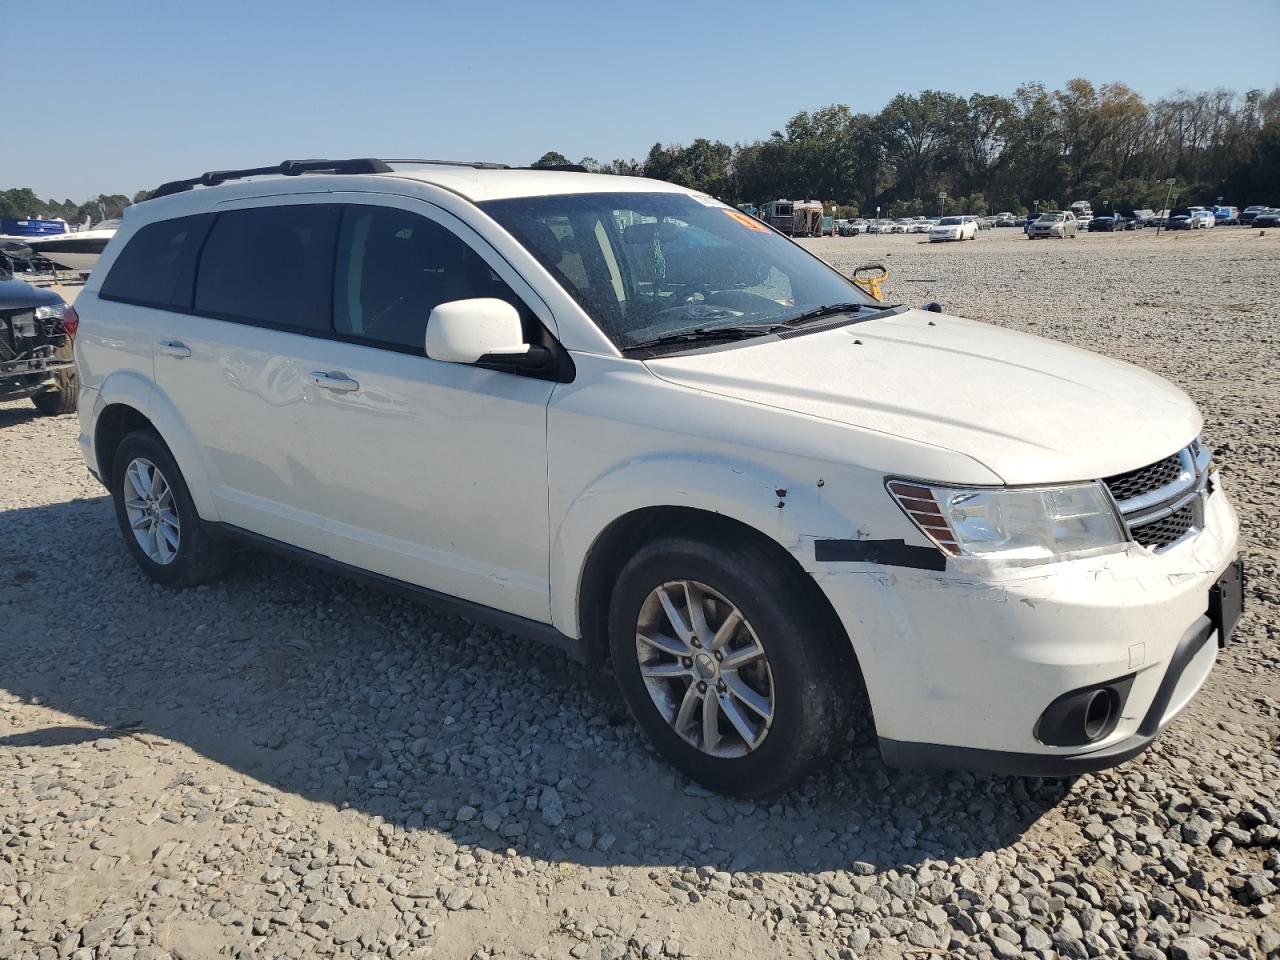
[
  {"left": 812, "top": 480, "right": 1240, "bottom": 774},
  {"left": 0, "top": 358, "right": 73, "bottom": 400}
]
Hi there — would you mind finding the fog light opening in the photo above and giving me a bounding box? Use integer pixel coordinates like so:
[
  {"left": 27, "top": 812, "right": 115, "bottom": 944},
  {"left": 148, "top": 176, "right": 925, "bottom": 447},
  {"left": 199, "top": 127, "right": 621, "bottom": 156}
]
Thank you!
[{"left": 1082, "top": 689, "right": 1115, "bottom": 742}]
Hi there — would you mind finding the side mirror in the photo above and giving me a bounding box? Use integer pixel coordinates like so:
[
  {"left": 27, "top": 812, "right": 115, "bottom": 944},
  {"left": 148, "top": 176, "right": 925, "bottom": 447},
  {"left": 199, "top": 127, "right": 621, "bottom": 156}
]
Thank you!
[
  {"left": 426, "top": 298, "right": 530, "bottom": 365},
  {"left": 922, "top": 301, "right": 944, "bottom": 313}
]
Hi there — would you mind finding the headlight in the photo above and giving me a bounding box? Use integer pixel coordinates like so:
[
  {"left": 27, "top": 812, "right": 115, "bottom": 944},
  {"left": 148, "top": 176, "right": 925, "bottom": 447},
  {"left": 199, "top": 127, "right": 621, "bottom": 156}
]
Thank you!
[
  {"left": 887, "top": 480, "right": 1126, "bottom": 560},
  {"left": 34, "top": 303, "right": 66, "bottom": 320}
]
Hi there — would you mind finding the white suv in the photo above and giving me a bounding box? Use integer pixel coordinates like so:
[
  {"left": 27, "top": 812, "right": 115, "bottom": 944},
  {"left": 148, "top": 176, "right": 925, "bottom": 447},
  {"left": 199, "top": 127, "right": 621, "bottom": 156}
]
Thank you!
[{"left": 75, "top": 158, "right": 1242, "bottom": 796}]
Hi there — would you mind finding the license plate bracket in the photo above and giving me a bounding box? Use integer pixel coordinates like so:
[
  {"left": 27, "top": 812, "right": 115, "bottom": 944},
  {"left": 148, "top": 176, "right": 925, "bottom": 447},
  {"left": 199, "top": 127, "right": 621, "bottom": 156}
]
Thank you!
[{"left": 1209, "top": 556, "right": 1244, "bottom": 646}]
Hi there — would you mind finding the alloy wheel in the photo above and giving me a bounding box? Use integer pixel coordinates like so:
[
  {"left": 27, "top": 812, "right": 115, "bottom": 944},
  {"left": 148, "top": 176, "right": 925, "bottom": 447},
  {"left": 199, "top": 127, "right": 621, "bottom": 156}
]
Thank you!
[
  {"left": 634, "top": 580, "right": 774, "bottom": 758},
  {"left": 123, "top": 457, "right": 181, "bottom": 565}
]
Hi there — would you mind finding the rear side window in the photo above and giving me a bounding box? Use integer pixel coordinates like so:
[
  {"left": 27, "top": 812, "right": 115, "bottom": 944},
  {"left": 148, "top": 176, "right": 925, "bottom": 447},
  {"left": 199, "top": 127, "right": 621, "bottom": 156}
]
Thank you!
[
  {"left": 195, "top": 205, "right": 339, "bottom": 331},
  {"left": 99, "top": 214, "right": 213, "bottom": 309}
]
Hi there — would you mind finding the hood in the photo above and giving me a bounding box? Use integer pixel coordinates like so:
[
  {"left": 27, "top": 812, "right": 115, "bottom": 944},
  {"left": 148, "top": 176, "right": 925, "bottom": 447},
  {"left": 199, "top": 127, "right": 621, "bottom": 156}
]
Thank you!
[
  {"left": 0, "top": 274, "right": 63, "bottom": 310},
  {"left": 644, "top": 309, "right": 1200, "bottom": 485}
]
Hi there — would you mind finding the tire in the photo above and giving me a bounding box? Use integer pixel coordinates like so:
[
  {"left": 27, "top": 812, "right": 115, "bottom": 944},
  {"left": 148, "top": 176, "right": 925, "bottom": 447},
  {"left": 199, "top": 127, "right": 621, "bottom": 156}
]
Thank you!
[
  {"left": 608, "top": 530, "right": 857, "bottom": 796},
  {"left": 110, "top": 428, "right": 231, "bottom": 587},
  {"left": 32, "top": 345, "right": 77, "bottom": 416}
]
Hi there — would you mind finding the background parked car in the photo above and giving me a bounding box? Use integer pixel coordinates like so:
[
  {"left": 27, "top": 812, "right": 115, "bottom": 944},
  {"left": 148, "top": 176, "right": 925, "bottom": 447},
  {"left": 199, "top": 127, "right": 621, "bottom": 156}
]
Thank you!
[
  {"left": 995, "top": 212, "right": 1017, "bottom": 226},
  {"left": 1241, "top": 205, "right": 1268, "bottom": 225},
  {"left": 1253, "top": 209, "right": 1280, "bottom": 228},
  {"left": 1088, "top": 214, "right": 1126, "bottom": 232},
  {"left": 1213, "top": 205, "right": 1239, "bottom": 225},
  {"left": 929, "top": 215, "right": 978, "bottom": 241},
  {"left": 1165, "top": 207, "right": 1195, "bottom": 230},
  {"left": 1190, "top": 208, "right": 1215, "bottom": 229},
  {"left": 1028, "top": 211, "right": 1079, "bottom": 238},
  {"left": 0, "top": 267, "right": 77, "bottom": 415},
  {"left": 1128, "top": 209, "right": 1155, "bottom": 228}
]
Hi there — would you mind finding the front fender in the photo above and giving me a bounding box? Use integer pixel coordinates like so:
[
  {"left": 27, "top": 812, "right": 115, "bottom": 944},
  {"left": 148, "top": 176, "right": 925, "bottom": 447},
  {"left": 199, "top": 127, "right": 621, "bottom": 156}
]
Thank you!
[
  {"left": 549, "top": 452, "right": 856, "bottom": 636},
  {"left": 96, "top": 370, "right": 220, "bottom": 522}
]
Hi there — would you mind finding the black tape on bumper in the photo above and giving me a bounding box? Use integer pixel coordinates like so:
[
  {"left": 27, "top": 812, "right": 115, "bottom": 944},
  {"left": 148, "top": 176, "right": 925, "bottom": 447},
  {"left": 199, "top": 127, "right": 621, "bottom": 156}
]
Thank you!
[{"left": 814, "top": 538, "right": 946, "bottom": 571}]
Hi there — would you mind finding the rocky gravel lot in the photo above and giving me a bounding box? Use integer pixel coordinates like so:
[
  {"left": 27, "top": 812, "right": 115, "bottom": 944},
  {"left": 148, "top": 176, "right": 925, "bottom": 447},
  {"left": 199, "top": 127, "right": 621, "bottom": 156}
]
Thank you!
[{"left": 1, "top": 228, "right": 1278, "bottom": 960}]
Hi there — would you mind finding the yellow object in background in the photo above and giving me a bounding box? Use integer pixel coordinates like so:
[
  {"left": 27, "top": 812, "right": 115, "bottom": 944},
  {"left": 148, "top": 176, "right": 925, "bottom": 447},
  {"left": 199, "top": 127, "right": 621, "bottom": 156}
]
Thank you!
[{"left": 852, "top": 264, "right": 888, "bottom": 302}]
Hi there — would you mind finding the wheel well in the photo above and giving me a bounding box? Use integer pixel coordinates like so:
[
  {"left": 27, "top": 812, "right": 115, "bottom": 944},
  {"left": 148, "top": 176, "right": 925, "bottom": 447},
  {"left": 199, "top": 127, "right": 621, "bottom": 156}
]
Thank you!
[
  {"left": 94, "top": 404, "right": 154, "bottom": 485},
  {"left": 577, "top": 507, "right": 852, "bottom": 666}
]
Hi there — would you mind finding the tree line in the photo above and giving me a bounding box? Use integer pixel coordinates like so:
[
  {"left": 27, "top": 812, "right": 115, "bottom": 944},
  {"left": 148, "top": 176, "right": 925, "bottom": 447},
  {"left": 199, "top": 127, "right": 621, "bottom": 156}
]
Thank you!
[
  {"left": 5, "top": 80, "right": 1277, "bottom": 224},
  {"left": 0, "top": 187, "right": 144, "bottom": 225},
  {"left": 536, "top": 79, "right": 1280, "bottom": 217}
]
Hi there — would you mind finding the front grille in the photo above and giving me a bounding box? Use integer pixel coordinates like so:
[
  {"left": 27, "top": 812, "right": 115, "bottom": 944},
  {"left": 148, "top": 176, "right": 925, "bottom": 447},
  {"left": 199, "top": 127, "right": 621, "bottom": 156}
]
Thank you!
[
  {"left": 1103, "top": 453, "right": 1183, "bottom": 503},
  {"left": 1101, "top": 443, "right": 1209, "bottom": 553},
  {"left": 1132, "top": 503, "right": 1196, "bottom": 549}
]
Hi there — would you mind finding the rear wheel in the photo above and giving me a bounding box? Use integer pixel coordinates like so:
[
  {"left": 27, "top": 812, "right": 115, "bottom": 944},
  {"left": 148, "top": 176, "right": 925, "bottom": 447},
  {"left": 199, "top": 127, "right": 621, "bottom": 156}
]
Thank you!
[
  {"left": 110, "top": 429, "right": 231, "bottom": 587},
  {"left": 609, "top": 530, "right": 857, "bottom": 796}
]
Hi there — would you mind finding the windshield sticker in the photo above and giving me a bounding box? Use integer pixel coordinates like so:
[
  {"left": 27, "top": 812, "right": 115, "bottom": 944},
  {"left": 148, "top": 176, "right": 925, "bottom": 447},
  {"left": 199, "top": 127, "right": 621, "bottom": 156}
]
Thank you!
[
  {"left": 721, "top": 208, "right": 770, "bottom": 233},
  {"left": 689, "top": 193, "right": 722, "bottom": 207}
]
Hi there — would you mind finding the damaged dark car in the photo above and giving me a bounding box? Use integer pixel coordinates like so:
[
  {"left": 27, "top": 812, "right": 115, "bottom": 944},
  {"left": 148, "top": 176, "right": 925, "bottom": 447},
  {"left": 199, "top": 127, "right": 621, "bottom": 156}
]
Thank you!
[{"left": 0, "top": 262, "right": 78, "bottom": 415}]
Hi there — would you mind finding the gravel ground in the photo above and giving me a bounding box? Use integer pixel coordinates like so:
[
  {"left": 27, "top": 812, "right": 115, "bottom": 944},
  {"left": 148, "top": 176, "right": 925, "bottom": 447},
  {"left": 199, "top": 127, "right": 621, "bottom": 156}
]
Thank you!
[{"left": 1, "top": 228, "right": 1277, "bottom": 960}]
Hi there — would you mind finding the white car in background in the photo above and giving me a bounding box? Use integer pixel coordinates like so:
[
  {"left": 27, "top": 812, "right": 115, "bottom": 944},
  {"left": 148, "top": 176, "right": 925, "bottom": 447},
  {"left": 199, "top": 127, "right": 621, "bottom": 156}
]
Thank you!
[
  {"left": 891, "top": 219, "right": 912, "bottom": 234},
  {"left": 1190, "top": 209, "right": 1215, "bottom": 229},
  {"left": 73, "top": 157, "right": 1242, "bottom": 796},
  {"left": 910, "top": 218, "right": 931, "bottom": 233},
  {"left": 929, "top": 215, "right": 978, "bottom": 241}
]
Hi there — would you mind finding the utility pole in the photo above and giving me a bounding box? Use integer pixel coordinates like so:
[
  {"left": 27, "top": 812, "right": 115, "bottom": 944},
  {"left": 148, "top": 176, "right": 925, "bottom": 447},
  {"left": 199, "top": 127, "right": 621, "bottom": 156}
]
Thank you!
[
  {"left": 938, "top": 191, "right": 947, "bottom": 217},
  {"left": 1156, "top": 177, "right": 1176, "bottom": 237}
]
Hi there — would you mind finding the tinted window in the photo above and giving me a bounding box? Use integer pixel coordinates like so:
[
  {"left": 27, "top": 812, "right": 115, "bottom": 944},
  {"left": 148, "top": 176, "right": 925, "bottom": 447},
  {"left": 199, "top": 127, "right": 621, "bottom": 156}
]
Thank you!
[
  {"left": 333, "top": 206, "right": 525, "bottom": 351},
  {"left": 195, "top": 205, "right": 339, "bottom": 330},
  {"left": 100, "top": 214, "right": 213, "bottom": 308}
]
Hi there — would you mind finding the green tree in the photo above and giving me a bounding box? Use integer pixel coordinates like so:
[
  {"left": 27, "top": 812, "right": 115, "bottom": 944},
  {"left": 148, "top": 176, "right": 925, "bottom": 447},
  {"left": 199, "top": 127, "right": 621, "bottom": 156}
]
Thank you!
[{"left": 531, "top": 151, "right": 570, "bottom": 168}]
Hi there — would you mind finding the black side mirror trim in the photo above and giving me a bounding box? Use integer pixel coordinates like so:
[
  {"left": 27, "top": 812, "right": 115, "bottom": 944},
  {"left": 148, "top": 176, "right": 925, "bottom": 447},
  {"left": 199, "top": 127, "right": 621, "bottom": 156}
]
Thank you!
[
  {"left": 922, "top": 301, "right": 944, "bottom": 313},
  {"left": 475, "top": 344, "right": 576, "bottom": 383}
]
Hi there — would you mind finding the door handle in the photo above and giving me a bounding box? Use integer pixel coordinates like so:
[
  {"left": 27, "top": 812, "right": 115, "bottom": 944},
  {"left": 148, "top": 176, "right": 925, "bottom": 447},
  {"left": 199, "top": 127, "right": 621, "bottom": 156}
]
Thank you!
[
  {"left": 309, "top": 371, "right": 360, "bottom": 393},
  {"left": 157, "top": 340, "right": 191, "bottom": 358}
]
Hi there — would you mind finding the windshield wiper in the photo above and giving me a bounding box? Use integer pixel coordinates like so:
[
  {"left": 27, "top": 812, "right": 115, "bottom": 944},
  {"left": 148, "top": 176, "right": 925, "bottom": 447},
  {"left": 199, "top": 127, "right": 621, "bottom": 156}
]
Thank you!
[
  {"left": 624, "top": 325, "right": 782, "bottom": 352},
  {"left": 775, "top": 301, "right": 892, "bottom": 328},
  {"left": 624, "top": 302, "right": 900, "bottom": 353}
]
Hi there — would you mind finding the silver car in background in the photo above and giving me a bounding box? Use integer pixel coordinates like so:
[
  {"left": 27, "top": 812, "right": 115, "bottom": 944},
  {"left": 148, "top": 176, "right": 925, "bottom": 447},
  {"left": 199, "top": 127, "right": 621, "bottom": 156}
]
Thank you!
[{"left": 1029, "top": 211, "right": 1079, "bottom": 239}]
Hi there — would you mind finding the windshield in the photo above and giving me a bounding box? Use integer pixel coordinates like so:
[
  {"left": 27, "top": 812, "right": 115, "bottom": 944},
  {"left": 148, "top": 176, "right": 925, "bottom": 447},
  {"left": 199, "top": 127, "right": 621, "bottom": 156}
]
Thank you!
[
  {"left": 937, "top": 217, "right": 962, "bottom": 225},
  {"left": 1039, "top": 212, "right": 1066, "bottom": 222},
  {"left": 481, "top": 192, "right": 878, "bottom": 351}
]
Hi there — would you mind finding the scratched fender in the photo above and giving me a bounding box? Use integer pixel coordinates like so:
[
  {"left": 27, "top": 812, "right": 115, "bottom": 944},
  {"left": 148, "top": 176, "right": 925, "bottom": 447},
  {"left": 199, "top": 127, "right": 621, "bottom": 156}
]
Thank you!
[{"left": 549, "top": 451, "right": 855, "bottom": 635}]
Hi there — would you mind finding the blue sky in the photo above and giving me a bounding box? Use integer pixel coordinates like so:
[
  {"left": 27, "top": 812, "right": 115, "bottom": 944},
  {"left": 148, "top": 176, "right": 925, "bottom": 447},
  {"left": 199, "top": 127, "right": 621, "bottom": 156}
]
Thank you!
[{"left": 8, "top": 0, "right": 1279, "bottom": 200}]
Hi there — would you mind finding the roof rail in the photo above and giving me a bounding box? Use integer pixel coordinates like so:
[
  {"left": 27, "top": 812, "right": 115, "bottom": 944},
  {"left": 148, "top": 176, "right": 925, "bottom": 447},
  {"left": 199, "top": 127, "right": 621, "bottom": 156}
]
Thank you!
[
  {"left": 147, "top": 155, "right": 596, "bottom": 201},
  {"left": 382, "top": 158, "right": 511, "bottom": 170},
  {"left": 519, "top": 163, "right": 590, "bottom": 173},
  {"left": 384, "top": 159, "right": 591, "bottom": 173},
  {"left": 149, "top": 158, "right": 393, "bottom": 200}
]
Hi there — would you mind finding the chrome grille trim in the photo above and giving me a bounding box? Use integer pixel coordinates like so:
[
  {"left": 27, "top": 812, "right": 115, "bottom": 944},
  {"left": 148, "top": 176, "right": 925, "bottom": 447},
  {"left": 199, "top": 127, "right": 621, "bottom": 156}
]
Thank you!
[{"left": 1102, "top": 441, "right": 1211, "bottom": 553}]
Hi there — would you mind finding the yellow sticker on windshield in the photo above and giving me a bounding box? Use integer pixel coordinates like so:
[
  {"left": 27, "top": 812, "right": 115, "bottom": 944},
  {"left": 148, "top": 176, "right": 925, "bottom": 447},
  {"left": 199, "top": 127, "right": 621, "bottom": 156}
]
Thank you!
[{"left": 722, "top": 208, "right": 769, "bottom": 233}]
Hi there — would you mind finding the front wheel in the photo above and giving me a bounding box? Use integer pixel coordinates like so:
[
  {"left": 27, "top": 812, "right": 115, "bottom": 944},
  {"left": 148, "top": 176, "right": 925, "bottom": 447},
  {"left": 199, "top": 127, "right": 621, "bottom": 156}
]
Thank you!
[
  {"left": 32, "top": 345, "right": 78, "bottom": 416},
  {"left": 609, "top": 531, "right": 857, "bottom": 796}
]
